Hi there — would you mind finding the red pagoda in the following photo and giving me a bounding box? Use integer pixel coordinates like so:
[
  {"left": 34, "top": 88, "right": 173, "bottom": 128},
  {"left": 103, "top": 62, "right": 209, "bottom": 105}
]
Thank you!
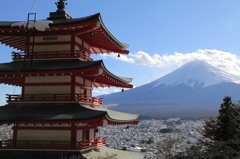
[{"left": 0, "top": 1, "right": 145, "bottom": 158}]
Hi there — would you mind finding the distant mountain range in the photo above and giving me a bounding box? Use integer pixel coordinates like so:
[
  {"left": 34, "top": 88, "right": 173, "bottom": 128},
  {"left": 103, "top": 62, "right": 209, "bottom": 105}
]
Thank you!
[{"left": 101, "top": 60, "right": 240, "bottom": 119}]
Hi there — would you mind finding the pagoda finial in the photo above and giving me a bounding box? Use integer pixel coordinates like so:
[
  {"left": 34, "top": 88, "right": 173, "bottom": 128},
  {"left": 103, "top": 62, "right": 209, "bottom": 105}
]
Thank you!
[
  {"left": 48, "top": 0, "right": 72, "bottom": 20},
  {"left": 55, "top": 0, "right": 68, "bottom": 11}
]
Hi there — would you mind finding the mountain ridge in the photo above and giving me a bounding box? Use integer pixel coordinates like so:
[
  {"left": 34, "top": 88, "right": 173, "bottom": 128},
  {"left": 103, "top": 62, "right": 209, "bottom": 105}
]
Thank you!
[
  {"left": 151, "top": 60, "right": 240, "bottom": 88},
  {"left": 101, "top": 60, "right": 240, "bottom": 118}
]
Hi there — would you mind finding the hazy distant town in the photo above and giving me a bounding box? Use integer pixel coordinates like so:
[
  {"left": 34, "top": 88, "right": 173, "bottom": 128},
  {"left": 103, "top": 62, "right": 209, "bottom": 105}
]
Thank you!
[{"left": 96, "top": 118, "right": 203, "bottom": 159}]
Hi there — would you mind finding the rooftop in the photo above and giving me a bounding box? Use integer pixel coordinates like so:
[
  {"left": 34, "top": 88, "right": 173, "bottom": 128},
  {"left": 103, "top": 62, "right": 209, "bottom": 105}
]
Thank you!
[
  {"left": 0, "top": 60, "right": 133, "bottom": 88},
  {"left": 0, "top": 103, "right": 139, "bottom": 125}
]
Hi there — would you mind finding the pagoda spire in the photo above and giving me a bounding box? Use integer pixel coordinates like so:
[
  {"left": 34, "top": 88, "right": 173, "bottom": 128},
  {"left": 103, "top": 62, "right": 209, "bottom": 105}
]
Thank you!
[
  {"left": 55, "top": 0, "right": 68, "bottom": 11},
  {"left": 48, "top": 0, "right": 72, "bottom": 20}
]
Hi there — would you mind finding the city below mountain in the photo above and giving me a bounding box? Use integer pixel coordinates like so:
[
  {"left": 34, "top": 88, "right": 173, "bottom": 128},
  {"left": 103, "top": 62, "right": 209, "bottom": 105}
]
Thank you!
[{"left": 101, "top": 60, "right": 240, "bottom": 119}]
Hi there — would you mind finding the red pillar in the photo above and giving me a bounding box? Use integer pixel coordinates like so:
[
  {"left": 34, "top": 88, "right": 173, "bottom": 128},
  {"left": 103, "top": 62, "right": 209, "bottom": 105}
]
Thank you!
[
  {"left": 82, "top": 129, "right": 89, "bottom": 141},
  {"left": 94, "top": 128, "right": 95, "bottom": 139},
  {"left": 12, "top": 124, "right": 18, "bottom": 146},
  {"left": 71, "top": 32, "right": 75, "bottom": 56},
  {"left": 21, "top": 76, "right": 25, "bottom": 100},
  {"left": 71, "top": 75, "right": 76, "bottom": 100}
]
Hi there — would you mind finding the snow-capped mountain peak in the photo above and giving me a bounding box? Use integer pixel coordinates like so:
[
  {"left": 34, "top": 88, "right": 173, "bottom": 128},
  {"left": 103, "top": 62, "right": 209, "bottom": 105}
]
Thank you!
[{"left": 153, "top": 60, "right": 240, "bottom": 88}]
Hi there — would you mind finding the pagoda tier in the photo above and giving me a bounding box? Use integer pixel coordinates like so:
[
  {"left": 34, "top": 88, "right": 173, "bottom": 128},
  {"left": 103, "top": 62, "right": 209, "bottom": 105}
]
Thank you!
[
  {"left": 0, "top": 60, "right": 132, "bottom": 106},
  {"left": 0, "top": 13, "right": 129, "bottom": 62},
  {"left": 0, "top": 103, "right": 138, "bottom": 125},
  {"left": 0, "top": 60, "right": 133, "bottom": 88},
  {"left": 0, "top": 103, "right": 138, "bottom": 152}
]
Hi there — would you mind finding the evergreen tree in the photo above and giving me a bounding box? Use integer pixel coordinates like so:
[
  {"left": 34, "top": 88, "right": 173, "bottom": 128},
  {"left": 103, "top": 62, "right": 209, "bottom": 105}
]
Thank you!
[
  {"left": 216, "top": 96, "right": 234, "bottom": 141},
  {"left": 196, "top": 96, "right": 240, "bottom": 158},
  {"left": 175, "top": 97, "right": 240, "bottom": 159}
]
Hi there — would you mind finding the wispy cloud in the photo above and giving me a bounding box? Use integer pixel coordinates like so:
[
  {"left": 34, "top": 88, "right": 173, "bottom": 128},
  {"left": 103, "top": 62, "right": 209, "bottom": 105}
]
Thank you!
[
  {"left": 102, "top": 49, "right": 240, "bottom": 75},
  {"left": 113, "top": 89, "right": 121, "bottom": 93},
  {"left": 93, "top": 87, "right": 124, "bottom": 95},
  {"left": 92, "top": 88, "right": 109, "bottom": 95},
  {"left": 93, "top": 85, "right": 137, "bottom": 95}
]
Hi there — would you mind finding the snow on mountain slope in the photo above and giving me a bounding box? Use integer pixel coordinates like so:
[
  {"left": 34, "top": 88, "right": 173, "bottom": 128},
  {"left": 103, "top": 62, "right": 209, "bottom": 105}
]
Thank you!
[
  {"left": 153, "top": 60, "right": 240, "bottom": 88},
  {"left": 102, "top": 60, "right": 240, "bottom": 118}
]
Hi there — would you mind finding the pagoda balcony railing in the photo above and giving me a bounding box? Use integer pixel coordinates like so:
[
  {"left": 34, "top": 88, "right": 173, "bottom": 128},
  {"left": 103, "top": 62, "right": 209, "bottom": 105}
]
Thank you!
[
  {"left": 6, "top": 94, "right": 103, "bottom": 106},
  {"left": 11, "top": 50, "right": 94, "bottom": 61},
  {"left": 0, "top": 137, "right": 106, "bottom": 151},
  {"left": 76, "top": 94, "right": 103, "bottom": 106}
]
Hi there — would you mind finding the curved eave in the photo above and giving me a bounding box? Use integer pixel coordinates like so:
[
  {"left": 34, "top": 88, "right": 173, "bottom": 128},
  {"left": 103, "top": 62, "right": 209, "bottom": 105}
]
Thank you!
[
  {"left": 97, "top": 14, "right": 129, "bottom": 49},
  {"left": 0, "top": 60, "right": 133, "bottom": 88},
  {"left": 0, "top": 60, "right": 102, "bottom": 86},
  {"left": 82, "top": 105, "right": 139, "bottom": 125},
  {"left": 0, "top": 35, "right": 26, "bottom": 51},
  {"left": 0, "top": 13, "right": 129, "bottom": 54},
  {"left": 0, "top": 103, "right": 107, "bottom": 124},
  {"left": 101, "top": 60, "right": 133, "bottom": 83},
  {"left": 0, "top": 60, "right": 103, "bottom": 73},
  {"left": 0, "top": 103, "right": 139, "bottom": 125},
  {"left": 97, "top": 60, "right": 133, "bottom": 88},
  {"left": 0, "top": 14, "right": 101, "bottom": 28},
  {"left": 48, "top": 13, "right": 129, "bottom": 50}
]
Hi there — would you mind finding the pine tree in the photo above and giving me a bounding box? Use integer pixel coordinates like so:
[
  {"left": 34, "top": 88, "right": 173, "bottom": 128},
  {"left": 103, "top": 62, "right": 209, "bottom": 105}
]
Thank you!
[
  {"left": 173, "top": 97, "right": 240, "bottom": 159},
  {"left": 216, "top": 96, "right": 234, "bottom": 141},
  {"left": 196, "top": 96, "right": 240, "bottom": 158}
]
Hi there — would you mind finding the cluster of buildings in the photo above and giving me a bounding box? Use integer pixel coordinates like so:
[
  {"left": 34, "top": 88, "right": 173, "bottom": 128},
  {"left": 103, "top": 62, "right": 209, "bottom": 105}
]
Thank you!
[
  {"left": 97, "top": 118, "right": 203, "bottom": 159},
  {"left": 0, "top": 125, "right": 12, "bottom": 141}
]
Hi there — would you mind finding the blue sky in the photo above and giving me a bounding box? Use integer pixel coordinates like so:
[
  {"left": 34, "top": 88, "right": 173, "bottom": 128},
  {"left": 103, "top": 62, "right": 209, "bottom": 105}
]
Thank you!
[{"left": 1, "top": 0, "right": 240, "bottom": 104}]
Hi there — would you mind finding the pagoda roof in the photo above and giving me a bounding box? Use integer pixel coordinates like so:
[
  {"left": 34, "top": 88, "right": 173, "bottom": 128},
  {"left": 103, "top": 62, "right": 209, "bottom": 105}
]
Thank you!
[
  {"left": 0, "top": 103, "right": 138, "bottom": 125},
  {"left": 83, "top": 105, "right": 139, "bottom": 123},
  {"left": 49, "top": 13, "right": 129, "bottom": 48},
  {"left": 0, "top": 60, "right": 133, "bottom": 88},
  {"left": 0, "top": 13, "right": 129, "bottom": 54}
]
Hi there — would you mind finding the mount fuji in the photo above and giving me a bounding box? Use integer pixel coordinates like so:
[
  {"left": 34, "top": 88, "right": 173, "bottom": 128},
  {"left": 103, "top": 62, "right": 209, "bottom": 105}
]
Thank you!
[
  {"left": 101, "top": 60, "right": 240, "bottom": 119},
  {"left": 152, "top": 60, "right": 240, "bottom": 88}
]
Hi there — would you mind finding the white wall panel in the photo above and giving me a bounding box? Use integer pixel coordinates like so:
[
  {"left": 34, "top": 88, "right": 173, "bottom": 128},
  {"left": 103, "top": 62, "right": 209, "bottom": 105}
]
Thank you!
[
  {"left": 24, "top": 86, "right": 71, "bottom": 94},
  {"left": 85, "top": 80, "right": 91, "bottom": 87},
  {"left": 17, "top": 130, "right": 71, "bottom": 141},
  {"left": 31, "top": 35, "right": 71, "bottom": 42},
  {"left": 83, "top": 42, "right": 89, "bottom": 50},
  {"left": 75, "top": 86, "right": 80, "bottom": 94},
  {"left": 75, "top": 37, "right": 82, "bottom": 45},
  {"left": 87, "top": 90, "right": 91, "bottom": 96},
  {"left": 25, "top": 76, "right": 71, "bottom": 83},
  {"left": 77, "top": 130, "right": 82, "bottom": 141},
  {"left": 76, "top": 77, "right": 84, "bottom": 84},
  {"left": 89, "top": 129, "right": 94, "bottom": 140},
  {"left": 30, "top": 44, "right": 70, "bottom": 52},
  {"left": 75, "top": 45, "right": 79, "bottom": 51}
]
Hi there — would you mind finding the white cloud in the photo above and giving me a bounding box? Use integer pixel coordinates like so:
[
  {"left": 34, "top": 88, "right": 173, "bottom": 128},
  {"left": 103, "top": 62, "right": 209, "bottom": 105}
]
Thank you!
[
  {"left": 92, "top": 89, "right": 109, "bottom": 94},
  {"left": 113, "top": 89, "right": 121, "bottom": 93},
  {"left": 93, "top": 87, "right": 131, "bottom": 95},
  {"left": 102, "top": 49, "right": 240, "bottom": 75}
]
